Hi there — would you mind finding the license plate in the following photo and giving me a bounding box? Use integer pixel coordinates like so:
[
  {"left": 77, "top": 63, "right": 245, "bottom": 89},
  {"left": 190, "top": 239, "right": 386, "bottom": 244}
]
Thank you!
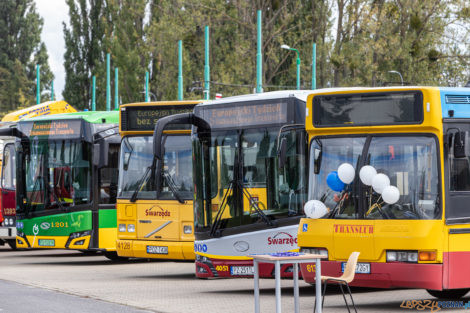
[
  {"left": 341, "top": 262, "right": 370, "bottom": 274},
  {"left": 230, "top": 266, "right": 254, "bottom": 276},
  {"left": 38, "top": 239, "right": 55, "bottom": 247},
  {"left": 146, "top": 245, "right": 168, "bottom": 254}
]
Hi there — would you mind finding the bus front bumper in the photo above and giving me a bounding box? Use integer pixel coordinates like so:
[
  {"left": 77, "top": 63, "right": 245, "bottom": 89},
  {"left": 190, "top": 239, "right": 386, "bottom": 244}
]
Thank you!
[
  {"left": 116, "top": 239, "right": 195, "bottom": 260},
  {"left": 195, "top": 257, "right": 297, "bottom": 279},
  {"left": 300, "top": 260, "right": 442, "bottom": 290},
  {"left": 0, "top": 226, "right": 16, "bottom": 240}
]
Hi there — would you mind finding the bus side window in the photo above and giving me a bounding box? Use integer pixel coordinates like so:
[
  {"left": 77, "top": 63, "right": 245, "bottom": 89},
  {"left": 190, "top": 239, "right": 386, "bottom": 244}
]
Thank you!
[{"left": 450, "top": 157, "right": 470, "bottom": 191}]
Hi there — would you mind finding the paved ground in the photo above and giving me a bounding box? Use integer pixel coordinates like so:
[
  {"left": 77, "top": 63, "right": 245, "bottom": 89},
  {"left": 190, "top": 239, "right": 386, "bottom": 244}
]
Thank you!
[{"left": 0, "top": 245, "right": 467, "bottom": 312}]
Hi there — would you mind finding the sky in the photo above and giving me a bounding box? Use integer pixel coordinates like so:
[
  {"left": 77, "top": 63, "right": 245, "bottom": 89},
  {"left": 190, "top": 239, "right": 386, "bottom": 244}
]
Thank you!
[{"left": 35, "top": 0, "right": 69, "bottom": 100}]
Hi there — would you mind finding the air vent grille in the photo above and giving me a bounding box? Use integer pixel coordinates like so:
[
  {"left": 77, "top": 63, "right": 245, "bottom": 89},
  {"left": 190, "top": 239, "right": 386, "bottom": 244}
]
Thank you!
[{"left": 446, "top": 95, "right": 470, "bottom": 105}]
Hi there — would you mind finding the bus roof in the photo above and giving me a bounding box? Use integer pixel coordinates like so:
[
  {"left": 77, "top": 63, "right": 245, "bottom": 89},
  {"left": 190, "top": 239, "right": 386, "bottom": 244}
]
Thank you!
[
  {"left": 120, "top": 100, "right": 203, "bottom": 108},
  {"left": 1, "top": 100, "right": 77, "bottom": 122},
  {"left": 197, "top": 90, "right": 314, "bottom": 106},
  {"left": 22, "top": 110, "right": 119, "bottom": 124}
]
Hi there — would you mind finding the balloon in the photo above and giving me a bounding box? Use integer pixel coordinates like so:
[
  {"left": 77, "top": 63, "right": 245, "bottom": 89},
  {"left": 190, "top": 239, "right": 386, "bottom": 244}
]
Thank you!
[
  {"left": 371, "top": 173, "right": 390, "bottom": 194},
  {"left": 304, "top": 200, "right": 328, "bottom": 219},
  {"left": 382, "top": 186, "right": 400, "bottom": 204},
  {"left": 359, "top": 165, "right": 377, "bottom": 186},
  {"left": 326, "top": 171, "right": 345, "bottom": 192},
  {"left": 338, "top": 163, "right": 355, "bottom": 184}
]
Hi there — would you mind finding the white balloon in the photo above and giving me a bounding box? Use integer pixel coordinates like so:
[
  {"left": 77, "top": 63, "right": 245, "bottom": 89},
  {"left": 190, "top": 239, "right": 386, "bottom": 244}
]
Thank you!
[
  {"left": 338, "top": 163, "right": 355, "bottom": 184},
  {"left": 303, "top": 200, "right": 328, "bottom": 219},
  {"left": 382, "top": 186, "right": 400, "bottom": 204},
  {"left": 371, "top": 173, "right": 390, "bottom": 194},
  {"left": 359, "top": 165, "right": 377, "bottom": 186}
]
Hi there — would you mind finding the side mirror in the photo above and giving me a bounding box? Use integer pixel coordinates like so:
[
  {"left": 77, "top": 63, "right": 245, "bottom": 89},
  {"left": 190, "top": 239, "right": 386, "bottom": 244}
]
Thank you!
[
  {"left": 93, "top": 144, "right": 100, "bottom": 166},
  {"left": 278, "top": 137, "right": 287, "bottom": 169},
  {"left": 123, "top": 152, "right": 131, "bottom": 171},
  {"left": 454, "top": 131, "right": 470, "bottom": 158}
]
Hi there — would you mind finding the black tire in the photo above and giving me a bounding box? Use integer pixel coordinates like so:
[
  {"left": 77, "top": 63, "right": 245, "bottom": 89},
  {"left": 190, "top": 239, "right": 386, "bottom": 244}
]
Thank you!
[
  {"left": 104, "top": 251, "right": 128, "bottom": 261},
  {"left": 7, "top": 239, "right": 16, "bottom": 250},
  {"left": 427, "top": 288, "right": 470, "bottom": 299}
]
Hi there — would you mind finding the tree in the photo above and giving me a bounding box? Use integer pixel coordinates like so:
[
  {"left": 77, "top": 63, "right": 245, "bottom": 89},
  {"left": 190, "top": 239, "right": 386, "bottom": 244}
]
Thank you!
[{"left": 0, "top": 0, "right": 53, "bottom": 113}]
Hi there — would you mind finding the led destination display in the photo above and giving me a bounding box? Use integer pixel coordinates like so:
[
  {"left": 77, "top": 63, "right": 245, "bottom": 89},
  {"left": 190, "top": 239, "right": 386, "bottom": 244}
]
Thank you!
[{"left": 121, "top": 105, "right": 195, "bottom": 131}]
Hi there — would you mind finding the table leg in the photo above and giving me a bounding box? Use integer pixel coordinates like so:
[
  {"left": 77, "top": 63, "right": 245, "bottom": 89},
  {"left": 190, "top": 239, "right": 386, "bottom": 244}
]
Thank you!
[
  {"left": 293, "top": 263, "right": 299, "bottom": 313},
  {"left": 275, "top": 260, "right": 281, "bottom": 313},
  {"left": 254, "top": 260, "right": 260, "bottom": 313},
  {"left": 315, "top": 258, "right": 322, "bottom": 313}
]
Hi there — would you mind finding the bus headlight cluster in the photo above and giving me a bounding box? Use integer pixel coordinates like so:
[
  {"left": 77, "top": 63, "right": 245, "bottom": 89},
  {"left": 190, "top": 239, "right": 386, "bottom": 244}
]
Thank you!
[
  {"left": 3, "top": 217, "right": 15, "bottom": 226},
  {"left": 300, "top": 247, "right": 328, "bottom": 258},
  {"left": 183, "top": 225, "right": 192, "bottom": 234},
  {"left": 119, "top": 223, "right": 136, "bottom": 233},
  {"left": 16, "top": 221, "right": 24, "bottom": 229},
  {"left": 386, "top": 250, "right": 418, "bottom": 263},
  {"left": 127, "top": 224, "right": 135, "bottom": 233}
]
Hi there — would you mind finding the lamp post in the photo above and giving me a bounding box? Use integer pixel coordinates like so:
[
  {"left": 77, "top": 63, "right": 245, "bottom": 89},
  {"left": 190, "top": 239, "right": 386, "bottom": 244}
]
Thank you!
[
  {"left": 388, "top": 70, "right": 404, "bottom": 86},
  {"left": 281, "top": 44, "right": 300, "bottom": 90}
]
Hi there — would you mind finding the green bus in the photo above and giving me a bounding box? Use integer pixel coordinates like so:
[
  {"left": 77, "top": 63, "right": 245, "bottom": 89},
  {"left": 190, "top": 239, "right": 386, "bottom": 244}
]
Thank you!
[{"left": 12, "top": 111, "right": 121, "bottom": 259}]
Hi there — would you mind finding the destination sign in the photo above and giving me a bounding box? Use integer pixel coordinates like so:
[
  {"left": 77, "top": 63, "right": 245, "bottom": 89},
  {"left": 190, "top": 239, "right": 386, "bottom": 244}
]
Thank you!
[
  {"left": 122, "top": 105, "right": 195, "bottom": 131},
  {"left": 313, "top": 91, "right": 423, "bottom": 127},
  {"left": 20, "top": 120, "right": 83, "bottom": 139},
  {"left": 200, "top": 101, "right": 288, "bottom": 129}
]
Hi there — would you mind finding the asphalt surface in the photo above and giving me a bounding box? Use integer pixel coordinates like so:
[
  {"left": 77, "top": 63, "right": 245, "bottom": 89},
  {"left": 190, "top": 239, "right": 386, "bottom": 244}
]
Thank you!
[{"left": 0, "top": 245, "right": 467, "bottom": 312}]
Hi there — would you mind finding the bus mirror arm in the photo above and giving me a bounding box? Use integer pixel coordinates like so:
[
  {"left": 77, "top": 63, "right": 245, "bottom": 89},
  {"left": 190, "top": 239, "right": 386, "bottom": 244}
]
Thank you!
[{"left": 153, "top": 113, "right": 210, "bottom": 160}]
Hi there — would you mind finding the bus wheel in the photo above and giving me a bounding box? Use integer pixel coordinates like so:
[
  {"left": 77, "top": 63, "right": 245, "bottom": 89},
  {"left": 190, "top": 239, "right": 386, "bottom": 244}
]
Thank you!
[
  {"left": 6, "top": 240, "right": 16, "bottom": 250},
  {"left": 104, "top": 251, "right": 128, "bottom": 261},
  {"left": 427, "top": 288, "right": 470, "bottom": 299}
]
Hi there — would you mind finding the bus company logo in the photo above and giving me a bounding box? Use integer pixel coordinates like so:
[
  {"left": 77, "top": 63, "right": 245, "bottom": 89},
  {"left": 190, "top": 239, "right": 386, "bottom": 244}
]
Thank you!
[
  {"left": 334, "top": 224, "right": 374, "bottom": 234},
  {"left": 145, "top": 205, "right": 170, "bottom": 217},
  {"left": 40, "top": 222, "right": 50, "bottom": 230},
  {"left": 268, "top": 232, "right": 298, "bottom": 246}
]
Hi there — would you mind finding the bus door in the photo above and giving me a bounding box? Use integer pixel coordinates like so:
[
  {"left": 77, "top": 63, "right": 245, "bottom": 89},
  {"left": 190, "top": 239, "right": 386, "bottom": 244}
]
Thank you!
[{"left": 1, "top": 143, "right": 16, "bottom": 221}]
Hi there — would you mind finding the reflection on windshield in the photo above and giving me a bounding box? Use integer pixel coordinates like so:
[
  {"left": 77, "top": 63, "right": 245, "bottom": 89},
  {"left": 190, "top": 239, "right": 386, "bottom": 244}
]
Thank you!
[
  {"left": 309, "top": 136, "right": 439, "bottom": 220},
  {"left": 118, "top": 136, "right": 154, "bottom": 199},
  {"left": 194, "top": 128, "right": 307, "bottom": 231},
  {"left": 118, "top": 135, "right": 193, "bottom": 200},
  {"left": 24, "top": 140, "right": 91, "bottom": 212},
  {"left": 160, "top": 135, "right": 193, "bottom": 200}
]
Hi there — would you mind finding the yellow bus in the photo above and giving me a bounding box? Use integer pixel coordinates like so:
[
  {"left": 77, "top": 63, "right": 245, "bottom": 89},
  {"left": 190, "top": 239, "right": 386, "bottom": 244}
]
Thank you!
[
  {"left": 298, "top": 86, "right": 470, "bottom": 299},
  {"left": 116, "top": 101, "right": 202, "bottom": 259},
  {"left": 2, "top": 100, "right": 77, "bottom": 121}
]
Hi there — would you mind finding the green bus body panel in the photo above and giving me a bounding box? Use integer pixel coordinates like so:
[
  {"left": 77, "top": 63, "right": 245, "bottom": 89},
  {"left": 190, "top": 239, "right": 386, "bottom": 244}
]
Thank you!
[
  {"left": 21, "top": 111, "right": 119, "bottom": 124},
  {"left": 18, "top": 211, "right": 92, "bottom": 236},
  {"left": 99, "top": 209, "right": 117, "bottom": 228}
]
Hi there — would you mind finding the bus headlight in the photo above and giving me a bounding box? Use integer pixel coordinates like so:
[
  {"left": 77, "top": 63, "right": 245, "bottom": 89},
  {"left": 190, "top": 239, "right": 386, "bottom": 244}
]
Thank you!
[
  {"left": 300, "top": 247, "right": 328, "bottom": 258},
  {"left": 127, "top": 224, "right": 135, "bottom": 233},
  {"left": 386, "top": 250, "right": 418, "bottom": 263},
  {"left": 183, "top": 225, "right": 192, "bottom": 234},
  {"left": 118, "top": 224, "right": 126, "bottom": 232}
]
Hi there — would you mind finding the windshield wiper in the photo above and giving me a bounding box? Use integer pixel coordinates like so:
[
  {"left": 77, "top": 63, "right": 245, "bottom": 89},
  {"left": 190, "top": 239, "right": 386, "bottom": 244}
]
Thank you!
[
  {"left": 209, "top": 180, "right": 234, "bottom": 237},
  {"left": 130, "top": 165, "right": 152, "bottom": 203},
  {"left": 239, "top": 181, "right": 274, "bottom": 227},
  {"left": 162, "top": 170, "right": 184, "bottom": 204}
]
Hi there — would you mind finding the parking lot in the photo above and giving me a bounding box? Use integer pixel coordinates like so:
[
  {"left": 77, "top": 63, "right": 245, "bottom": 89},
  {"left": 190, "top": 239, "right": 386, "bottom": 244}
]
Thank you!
[{"left": 0, "top": 246, "right": 464, "bottom": 312}]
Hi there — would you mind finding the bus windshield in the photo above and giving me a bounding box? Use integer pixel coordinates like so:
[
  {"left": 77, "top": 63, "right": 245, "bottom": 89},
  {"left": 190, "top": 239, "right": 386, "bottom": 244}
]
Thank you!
[
  {"left": 22, "top": 139, "right": 92, "bottom": 213},
  {"left": 309, "top": 135, "right": 439, "bottom": 220},
  {"left": 118, "top": 135, "right": 193, "bottom": 200},
  {"left": 194, "top": 127, "right": 307, "bottom": 232}
]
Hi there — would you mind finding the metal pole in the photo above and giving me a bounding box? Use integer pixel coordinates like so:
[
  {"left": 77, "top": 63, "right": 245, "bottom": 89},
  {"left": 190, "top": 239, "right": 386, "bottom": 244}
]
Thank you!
[
  {"left": 204, "top": 26, "right": 210, "bottom": 100},
  {"left": 178, "top": 40, "right": 183, "bottom": 101},
  {"left": 312, "top": 43, "right": 316, "bottom": 89},
  {"left": 36, "top": 65, "right": 40, "bottom": 104},
  {"left": 296, "top": 51, "right": 301, "bottom": 90},
  {"left": 106, "top": 53, "right": 111, "bottom": 111},
  {"left": 275, "top": 261, "right": 281, "bottom": 313},
  {"left": 92, "top": 76, "right": 96, "bottom": 111},
  {"left": 115, "top": 67, "right": 119, "bottom": 110},
  {"left": 51, "top": 81, "right": 54, "bottom": 101},
  {"left": 145, "top": 71, "right": 149, "bottom": 102},
  {"left": 256, "top": 10, "right": 263, "bottom": 93}
]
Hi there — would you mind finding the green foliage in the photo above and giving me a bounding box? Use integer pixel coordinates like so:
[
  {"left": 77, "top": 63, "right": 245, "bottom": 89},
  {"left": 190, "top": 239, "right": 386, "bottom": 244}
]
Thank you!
[
  {"left": 62, "top": 0, "right": 469, "bottom": 106},
  {"left": 0, "top": 0, "right": 53, "bottom": 113}
]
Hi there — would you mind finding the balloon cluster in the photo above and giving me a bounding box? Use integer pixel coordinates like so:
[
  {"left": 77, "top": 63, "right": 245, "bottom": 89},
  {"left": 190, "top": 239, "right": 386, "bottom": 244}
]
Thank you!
[
  {"left": 358, "top": 165, "right": 400, "bottom": 204},
  {"left": 304, "top": 162, "right": 402, "bottom": 219}
]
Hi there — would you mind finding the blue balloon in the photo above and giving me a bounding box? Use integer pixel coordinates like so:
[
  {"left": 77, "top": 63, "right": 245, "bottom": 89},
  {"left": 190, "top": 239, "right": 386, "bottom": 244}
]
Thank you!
[{"left": 326, "top": 171, "right": 345, "bottom": 192}]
